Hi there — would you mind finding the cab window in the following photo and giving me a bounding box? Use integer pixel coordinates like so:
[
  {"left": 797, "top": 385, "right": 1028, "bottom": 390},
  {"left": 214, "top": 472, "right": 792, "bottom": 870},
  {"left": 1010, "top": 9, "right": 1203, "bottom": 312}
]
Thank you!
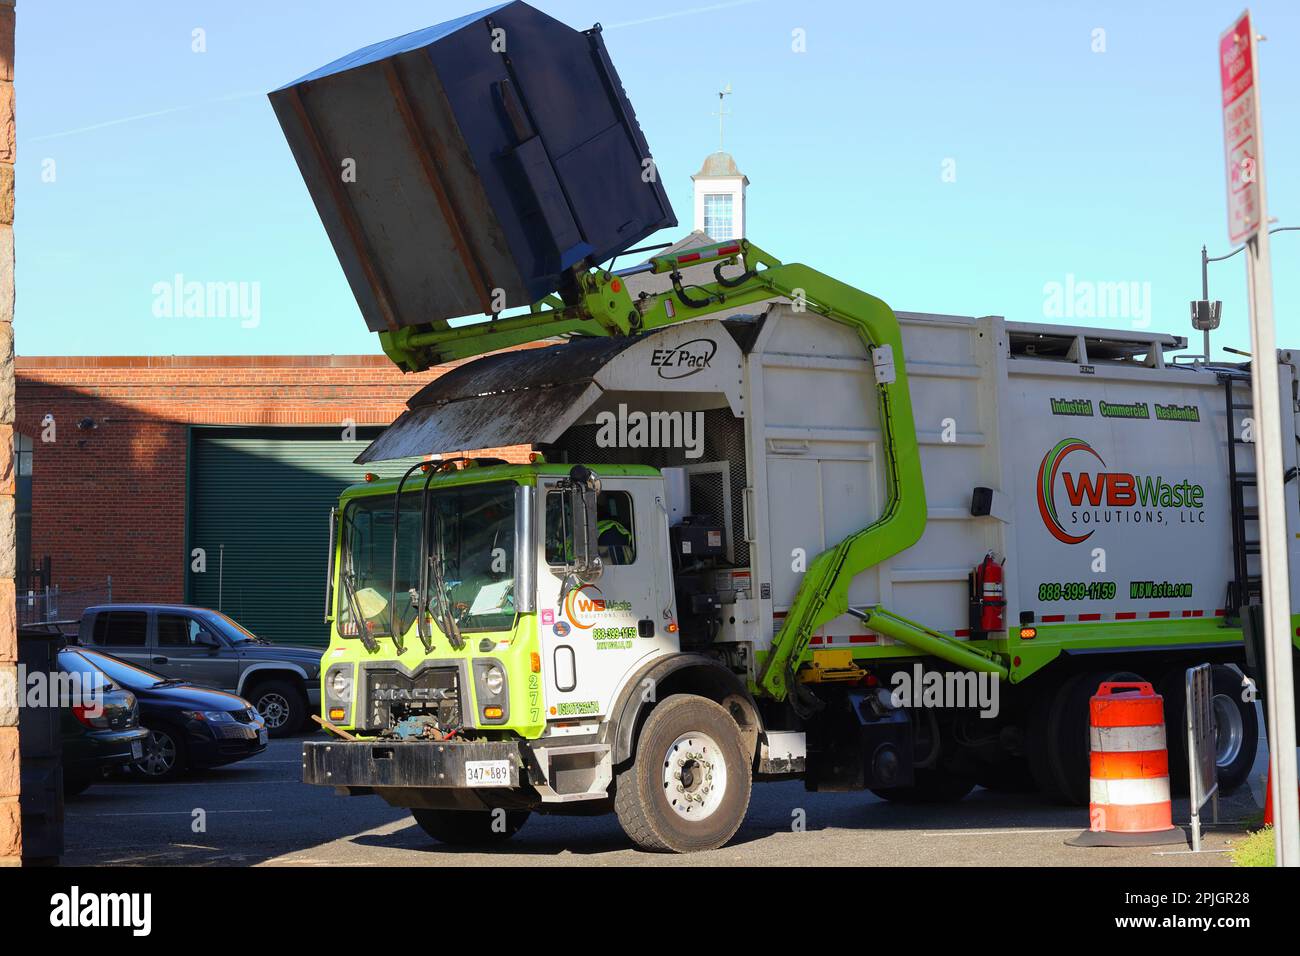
[
  {"left": 157, "top": 614, "right": 207, "bottom": 648},
  {"left": 90, "top": 610, "right": 147, "bottom": 647},
  {"left": 545, "top": 490, "right": 636, "bottom": 566}
]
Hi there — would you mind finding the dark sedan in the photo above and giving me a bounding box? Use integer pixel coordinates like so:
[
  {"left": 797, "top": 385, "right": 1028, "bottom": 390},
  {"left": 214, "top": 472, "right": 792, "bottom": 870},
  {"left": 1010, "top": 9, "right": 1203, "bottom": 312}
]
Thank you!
[
  {"left": 74, "top": 649, "right": 268, "bottom": 781},
  {"left": 55, "top": 648, "right": 150, "bottom": 796}
]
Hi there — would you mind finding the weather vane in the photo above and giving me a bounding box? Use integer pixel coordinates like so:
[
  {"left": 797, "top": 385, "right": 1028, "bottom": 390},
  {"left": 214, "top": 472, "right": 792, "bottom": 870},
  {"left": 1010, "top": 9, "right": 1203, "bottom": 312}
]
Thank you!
[{"left": 714, "top": 83, "right": 732, "bottom": 151}]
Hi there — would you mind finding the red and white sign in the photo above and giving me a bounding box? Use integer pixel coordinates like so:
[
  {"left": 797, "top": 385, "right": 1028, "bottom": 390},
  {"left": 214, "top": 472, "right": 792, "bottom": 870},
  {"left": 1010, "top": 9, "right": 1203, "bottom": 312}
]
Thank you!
[{"left": 1220, "top": 10, "right": 1261, "bottom": 244}]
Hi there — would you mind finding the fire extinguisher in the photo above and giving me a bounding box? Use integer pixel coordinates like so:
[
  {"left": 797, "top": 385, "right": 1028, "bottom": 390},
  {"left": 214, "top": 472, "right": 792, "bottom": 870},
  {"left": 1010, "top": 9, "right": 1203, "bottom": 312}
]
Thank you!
[{"left": 974, "top": 552, "right": 1006, "bottom": 635}]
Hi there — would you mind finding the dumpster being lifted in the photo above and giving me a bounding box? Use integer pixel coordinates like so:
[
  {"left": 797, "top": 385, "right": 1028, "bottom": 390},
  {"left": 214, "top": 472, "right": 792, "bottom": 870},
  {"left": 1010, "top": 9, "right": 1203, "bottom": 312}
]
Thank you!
[
  {"left": 272, "top": 3, "right": 1296, "bottom": 853},
  {"left": 270, "top": 1, "right": 675, "bottom": 341}
]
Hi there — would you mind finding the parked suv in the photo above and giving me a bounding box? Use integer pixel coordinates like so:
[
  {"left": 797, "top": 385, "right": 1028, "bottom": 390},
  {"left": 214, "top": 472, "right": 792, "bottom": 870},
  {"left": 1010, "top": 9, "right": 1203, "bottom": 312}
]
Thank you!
[{"left": 77, "top": 605, "right": 322, "bottom": 736}]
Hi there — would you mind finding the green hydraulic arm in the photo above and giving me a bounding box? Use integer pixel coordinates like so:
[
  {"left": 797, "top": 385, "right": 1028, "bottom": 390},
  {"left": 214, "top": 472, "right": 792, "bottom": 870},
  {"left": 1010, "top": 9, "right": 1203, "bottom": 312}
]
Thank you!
[{"left": 379, "top": 239, "right": 938, "bottom": 701}]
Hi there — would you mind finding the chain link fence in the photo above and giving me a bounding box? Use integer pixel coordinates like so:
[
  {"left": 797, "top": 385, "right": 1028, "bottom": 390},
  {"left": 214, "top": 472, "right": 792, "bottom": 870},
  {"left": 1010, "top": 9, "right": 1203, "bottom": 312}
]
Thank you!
[{"left": 16, "top": 580, "right": 113, "bottom": 628}]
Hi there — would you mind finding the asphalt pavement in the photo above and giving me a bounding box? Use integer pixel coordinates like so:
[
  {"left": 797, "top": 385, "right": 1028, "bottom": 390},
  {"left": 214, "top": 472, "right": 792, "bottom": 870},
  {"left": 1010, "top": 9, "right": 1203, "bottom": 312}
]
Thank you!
[{"left": 59, "top": 733, "right": 1269, "bottom": 867}]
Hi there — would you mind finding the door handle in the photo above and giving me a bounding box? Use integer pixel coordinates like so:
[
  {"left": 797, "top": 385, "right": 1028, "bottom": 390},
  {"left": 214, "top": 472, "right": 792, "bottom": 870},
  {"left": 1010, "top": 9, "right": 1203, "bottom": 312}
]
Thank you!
[{"left": 152, "top": 656, "right": 168, "bottom": 665}]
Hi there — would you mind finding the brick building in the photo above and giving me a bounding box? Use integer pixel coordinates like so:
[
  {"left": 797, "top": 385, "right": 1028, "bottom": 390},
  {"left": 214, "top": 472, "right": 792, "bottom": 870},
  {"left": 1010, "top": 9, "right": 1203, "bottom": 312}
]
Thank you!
[{"left": 13, "top": 354, "right": 529, "bottom": 647}]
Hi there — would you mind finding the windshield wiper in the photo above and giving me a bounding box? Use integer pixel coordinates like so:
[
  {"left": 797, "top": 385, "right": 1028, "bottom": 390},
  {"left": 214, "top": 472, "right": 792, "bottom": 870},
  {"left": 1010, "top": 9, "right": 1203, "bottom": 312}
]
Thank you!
[
  {"left": 427, "top": 529, "right": 464, "bottom": 652},
  {"left": 339, "top": 567, "right": 380, "bottom": 653}
]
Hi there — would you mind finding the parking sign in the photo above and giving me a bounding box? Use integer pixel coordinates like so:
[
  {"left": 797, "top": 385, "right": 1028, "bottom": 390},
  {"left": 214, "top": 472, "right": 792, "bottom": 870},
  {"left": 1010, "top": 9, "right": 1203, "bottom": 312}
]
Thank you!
[{"left": 1220, "top": 10, "right": 1261, "bottom": 244}]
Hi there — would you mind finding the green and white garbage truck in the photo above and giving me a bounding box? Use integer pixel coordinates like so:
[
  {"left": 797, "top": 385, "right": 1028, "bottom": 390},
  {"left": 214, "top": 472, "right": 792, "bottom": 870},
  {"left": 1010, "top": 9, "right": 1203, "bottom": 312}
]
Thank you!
[{"left": 271, "top": 3, "right": 1297, "bottom": 851}]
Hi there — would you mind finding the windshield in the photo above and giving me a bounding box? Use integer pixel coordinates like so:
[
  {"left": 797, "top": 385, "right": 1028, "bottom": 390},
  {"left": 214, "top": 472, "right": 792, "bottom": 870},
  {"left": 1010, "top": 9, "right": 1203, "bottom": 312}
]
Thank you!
[
  {"left": 202, "top": 611, "right": 262, "bottom": 645},
  {"left": 77, "top": 649, "right": 173, "bottom": 690},
  {"left": 339, "top": 481, "right": 517, "bottom": 638}
]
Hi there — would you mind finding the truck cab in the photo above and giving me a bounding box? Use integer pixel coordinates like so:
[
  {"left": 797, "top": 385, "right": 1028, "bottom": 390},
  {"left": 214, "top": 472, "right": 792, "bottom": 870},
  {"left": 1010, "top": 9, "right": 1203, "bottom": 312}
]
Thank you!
[{"left": 314, "top": 460, "right": 761, "bottom": 852}]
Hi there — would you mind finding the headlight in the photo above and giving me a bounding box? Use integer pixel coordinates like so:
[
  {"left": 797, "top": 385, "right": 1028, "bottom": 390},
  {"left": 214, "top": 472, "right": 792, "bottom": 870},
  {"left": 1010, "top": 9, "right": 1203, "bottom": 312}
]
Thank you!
[
  {"left": 484, "top": 665, "right": 505, "bottom": 696},
  {"left": 329, "top": 669, "right": 350, "bottom": 697},
  {"left": 184, "top": 710, "right": 235, "bottom": 723}
]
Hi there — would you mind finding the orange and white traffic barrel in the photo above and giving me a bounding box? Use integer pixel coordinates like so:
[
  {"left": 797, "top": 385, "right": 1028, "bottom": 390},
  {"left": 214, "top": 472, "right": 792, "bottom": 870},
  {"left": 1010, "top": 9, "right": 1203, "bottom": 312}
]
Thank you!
[{"left": 1067, "top": 681, "right": 1186, "bottom": 847}]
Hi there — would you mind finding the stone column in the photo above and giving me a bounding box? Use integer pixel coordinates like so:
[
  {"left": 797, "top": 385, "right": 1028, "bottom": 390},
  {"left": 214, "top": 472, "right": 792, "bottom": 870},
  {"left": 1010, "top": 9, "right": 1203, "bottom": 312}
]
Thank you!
[{"left": 0, "top": 0, "right": 17, "bottom": 867}]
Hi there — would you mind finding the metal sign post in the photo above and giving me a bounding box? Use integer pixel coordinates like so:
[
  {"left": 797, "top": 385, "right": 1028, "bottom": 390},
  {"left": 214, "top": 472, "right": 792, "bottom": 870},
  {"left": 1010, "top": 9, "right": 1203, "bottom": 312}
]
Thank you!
[
  {"left": 1186, "top": 664, "right": 1219, "bottom": 852},
  {"left": 1219, "top": 9, "right": 1299, "bottom": 866}
]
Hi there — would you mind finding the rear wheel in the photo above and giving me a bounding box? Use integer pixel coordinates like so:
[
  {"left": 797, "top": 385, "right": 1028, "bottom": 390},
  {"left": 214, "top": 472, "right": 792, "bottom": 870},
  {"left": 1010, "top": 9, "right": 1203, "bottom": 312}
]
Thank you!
[
  {"left": 615, "top": 694, "right": 751, "bottom": 853},
  {"left": 250, "top": 680, "right": 306, "bottom": 737},
  {"left": 1029, "top": 669, "right": 1144, "bottom": 805},
  {"left": 411, "top": 808, "right": 530, "bottom": 846},
  {"left": 1160, "top": 663, "right": 1257, "bottom": 794}
]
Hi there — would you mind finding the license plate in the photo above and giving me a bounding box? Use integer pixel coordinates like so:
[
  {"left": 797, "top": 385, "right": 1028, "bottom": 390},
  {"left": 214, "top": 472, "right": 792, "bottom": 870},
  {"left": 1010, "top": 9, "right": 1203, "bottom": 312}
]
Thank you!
[
  {"left": 131, "top": 740, "right": 144, "bottom": 760},
  {"left": 258, "top": 729, "right": 268, "bottom": 745},
  {"left": 464, "top": 759, "right": 511, "bottom": 787}
]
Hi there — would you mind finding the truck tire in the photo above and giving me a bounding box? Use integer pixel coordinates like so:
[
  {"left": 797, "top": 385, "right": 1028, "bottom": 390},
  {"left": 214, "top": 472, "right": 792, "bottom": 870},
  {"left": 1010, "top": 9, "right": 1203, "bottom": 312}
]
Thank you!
[
  {"left": 1160, "top": 664, "right": 1257, "bottom": 794},
  {"left": 614, "top": 694, "right": 751, "bottom": 853},
  {"left": 411, "top": 808, "right": 529, "bottom": 846},
  {"left": 1030, "top": 669, "right": 1143, "bottom": 805},
  {"left": 871, "top": 768, "right": 976, "bottom": 803},
  {"left": 250, "top": 679, "right": 306, "bottom": 737}
]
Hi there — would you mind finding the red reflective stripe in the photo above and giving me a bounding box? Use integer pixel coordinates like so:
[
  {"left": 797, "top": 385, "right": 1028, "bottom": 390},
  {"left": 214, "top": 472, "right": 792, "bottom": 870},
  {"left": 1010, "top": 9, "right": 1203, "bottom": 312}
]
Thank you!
[
  {"left": 1042, "top": 614, "right": 1065, "bottom": 623},
  {"left": 1079, "top": 613, "right": 1102, "bottom": 621},
  {"left": 1091, "top": 749, "right": 1169, "bottom": 779},
  {"left": 1147, "top": 610, "right": 1171, "bottom": 619},
  {"left": 1116, "top": 612, "right": 1137, "bottom": 620}
]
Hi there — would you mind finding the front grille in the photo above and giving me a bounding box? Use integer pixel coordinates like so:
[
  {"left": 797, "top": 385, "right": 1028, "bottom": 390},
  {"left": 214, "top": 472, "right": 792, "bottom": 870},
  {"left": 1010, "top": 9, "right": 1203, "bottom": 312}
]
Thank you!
[{"left": 363, "top": 666, "right": 461, "bottom": 733}]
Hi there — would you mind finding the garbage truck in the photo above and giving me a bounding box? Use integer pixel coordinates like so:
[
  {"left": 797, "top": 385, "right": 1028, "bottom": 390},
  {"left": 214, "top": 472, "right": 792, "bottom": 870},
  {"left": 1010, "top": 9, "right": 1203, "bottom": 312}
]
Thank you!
[{"left": 270, "top": 2, "right": 1299, "bottom": 852}]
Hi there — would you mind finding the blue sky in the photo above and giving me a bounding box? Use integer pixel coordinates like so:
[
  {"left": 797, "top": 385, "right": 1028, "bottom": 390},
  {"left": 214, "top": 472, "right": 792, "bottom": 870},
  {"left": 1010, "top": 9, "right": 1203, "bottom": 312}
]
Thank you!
[{"left": 14, "top": 0, "right": 1300, "bottom": 358}]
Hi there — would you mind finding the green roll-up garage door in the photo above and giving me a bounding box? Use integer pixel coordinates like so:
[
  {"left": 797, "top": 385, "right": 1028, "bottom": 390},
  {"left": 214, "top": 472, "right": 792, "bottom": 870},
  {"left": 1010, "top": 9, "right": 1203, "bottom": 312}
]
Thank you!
[{"left": 187, "top": 427, "right": 422, "bottom": 647}]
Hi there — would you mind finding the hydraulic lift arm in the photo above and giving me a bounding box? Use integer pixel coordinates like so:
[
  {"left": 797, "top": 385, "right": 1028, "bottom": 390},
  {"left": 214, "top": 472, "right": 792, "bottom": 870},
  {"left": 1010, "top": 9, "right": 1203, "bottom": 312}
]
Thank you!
[{"left": 379, "top": 240, "right": 930, "bottom": 702}]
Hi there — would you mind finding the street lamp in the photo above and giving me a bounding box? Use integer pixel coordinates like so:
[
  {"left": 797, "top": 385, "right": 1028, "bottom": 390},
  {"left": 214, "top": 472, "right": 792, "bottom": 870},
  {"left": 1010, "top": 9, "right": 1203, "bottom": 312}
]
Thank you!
[{"left": 1193, "top": 224, "right": 1299, "bottom": 361}]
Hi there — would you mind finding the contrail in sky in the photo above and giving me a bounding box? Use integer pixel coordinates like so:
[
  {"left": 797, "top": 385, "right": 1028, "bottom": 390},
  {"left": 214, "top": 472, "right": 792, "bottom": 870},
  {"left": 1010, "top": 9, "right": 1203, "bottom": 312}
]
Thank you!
[
  {"left": 26, "top": 0, "right": 766, "bottom": 142},
  {"left": 26, "top": 90, "right": 262, "bottom": 143},
  {"left": 603, "top": 0, "right": 763, "bottom": 30}
]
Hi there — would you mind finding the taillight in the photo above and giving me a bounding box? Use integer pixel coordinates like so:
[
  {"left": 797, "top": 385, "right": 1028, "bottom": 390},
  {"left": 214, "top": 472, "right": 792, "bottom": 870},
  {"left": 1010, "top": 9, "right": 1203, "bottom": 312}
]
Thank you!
[{"left": 72, "top": 704, "right": 109, "bottom": 729}]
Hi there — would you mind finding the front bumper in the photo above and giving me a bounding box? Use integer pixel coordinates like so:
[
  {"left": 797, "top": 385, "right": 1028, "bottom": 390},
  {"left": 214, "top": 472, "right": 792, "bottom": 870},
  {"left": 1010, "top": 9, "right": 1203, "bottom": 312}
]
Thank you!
[{"left": 303, "top": 739, "right": 523, "bottom": 789}]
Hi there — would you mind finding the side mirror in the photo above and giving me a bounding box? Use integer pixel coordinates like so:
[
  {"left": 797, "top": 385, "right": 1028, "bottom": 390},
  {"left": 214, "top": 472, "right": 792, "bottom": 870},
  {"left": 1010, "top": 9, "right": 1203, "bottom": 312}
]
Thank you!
[
  {"left": 567, "top": 465, "right": 602, "bottom": 584},
  {"left": 196, "top": 630, "right": 220, "bottom": 650}
]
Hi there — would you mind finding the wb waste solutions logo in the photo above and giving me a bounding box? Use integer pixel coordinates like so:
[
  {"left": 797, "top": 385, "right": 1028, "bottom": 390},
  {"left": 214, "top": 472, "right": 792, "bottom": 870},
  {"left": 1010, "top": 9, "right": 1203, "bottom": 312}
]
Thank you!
[
  {"left": 563, "top": 584, "right": 632, "bottom": 631},
  {"left": 1036, "top": 438, "right": 1205, "bottom": 545}
]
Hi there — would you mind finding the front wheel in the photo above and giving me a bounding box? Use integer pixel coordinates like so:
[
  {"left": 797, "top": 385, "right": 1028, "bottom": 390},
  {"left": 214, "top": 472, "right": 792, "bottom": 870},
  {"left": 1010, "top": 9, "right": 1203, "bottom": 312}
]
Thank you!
[
  {"left": 133, "top": 726, "right": 188, "bottom": 781},
  {"left": 614, "top": 694, "right": 751, "bottom": 853},
  {"left": 411, "top": 808, "right": 530, "bottom": 846},
  {"left": 250, "top": 680, "right": 306, "bottom": 737}
]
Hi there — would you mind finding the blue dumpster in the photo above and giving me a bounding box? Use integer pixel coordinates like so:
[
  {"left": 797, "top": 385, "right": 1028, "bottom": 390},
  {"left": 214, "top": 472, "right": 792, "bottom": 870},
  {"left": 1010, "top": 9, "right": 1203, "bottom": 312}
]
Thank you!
[{"left": 270, "top": 1, "right": 676, "bottom": 333}]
